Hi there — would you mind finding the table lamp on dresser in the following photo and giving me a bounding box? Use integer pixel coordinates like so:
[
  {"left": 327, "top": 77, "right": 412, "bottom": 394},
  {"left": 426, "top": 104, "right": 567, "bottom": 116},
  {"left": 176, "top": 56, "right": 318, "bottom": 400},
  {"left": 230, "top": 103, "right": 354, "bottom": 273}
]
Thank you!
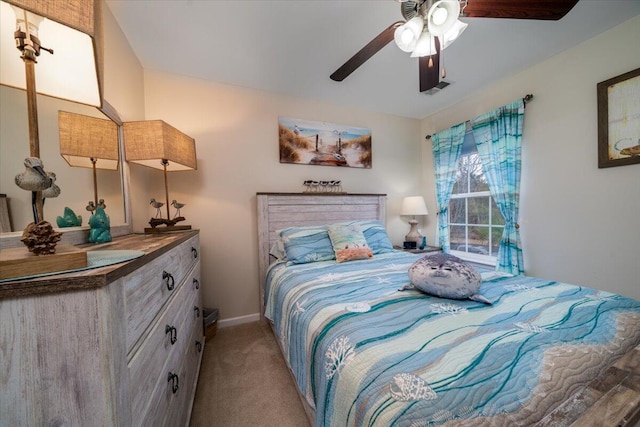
[
  {"left": 123, "top": 120, "right": 197, "bottom": 233},
  {"left": 400, "top": 196, "right": 429, "bottom": 248}
]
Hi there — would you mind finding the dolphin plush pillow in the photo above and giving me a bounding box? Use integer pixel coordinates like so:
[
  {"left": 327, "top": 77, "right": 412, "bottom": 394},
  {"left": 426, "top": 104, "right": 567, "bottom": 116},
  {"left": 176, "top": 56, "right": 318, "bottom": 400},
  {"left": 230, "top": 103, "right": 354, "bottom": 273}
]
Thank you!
[{"left": 404, "top": 253, "right": 492, "bottom": 304}]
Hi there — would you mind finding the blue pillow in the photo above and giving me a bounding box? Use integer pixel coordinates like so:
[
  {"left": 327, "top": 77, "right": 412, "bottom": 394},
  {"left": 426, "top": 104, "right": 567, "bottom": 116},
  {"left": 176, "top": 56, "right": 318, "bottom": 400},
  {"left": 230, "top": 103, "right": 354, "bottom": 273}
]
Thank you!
[
  {"left": 278, "top": 225, "right": 335, "bottom": 264},
  {"left": 278, "top": 220, "right": 393, "bottom": 264}
]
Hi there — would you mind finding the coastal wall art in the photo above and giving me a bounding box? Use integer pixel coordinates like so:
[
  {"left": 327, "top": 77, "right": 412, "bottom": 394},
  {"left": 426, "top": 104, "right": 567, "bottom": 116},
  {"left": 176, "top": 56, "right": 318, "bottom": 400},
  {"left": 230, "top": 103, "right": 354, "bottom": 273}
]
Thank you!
[{"left": 278, "top": 117, "right": 372, "bottom": 168}]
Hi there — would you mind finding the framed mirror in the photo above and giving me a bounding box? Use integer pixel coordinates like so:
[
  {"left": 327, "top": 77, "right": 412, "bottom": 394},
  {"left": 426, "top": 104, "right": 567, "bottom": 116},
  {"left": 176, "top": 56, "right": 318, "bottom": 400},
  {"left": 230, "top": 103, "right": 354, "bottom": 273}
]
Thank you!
[{"left": 0, "top": 85, "right": 132, "bottom": 248}]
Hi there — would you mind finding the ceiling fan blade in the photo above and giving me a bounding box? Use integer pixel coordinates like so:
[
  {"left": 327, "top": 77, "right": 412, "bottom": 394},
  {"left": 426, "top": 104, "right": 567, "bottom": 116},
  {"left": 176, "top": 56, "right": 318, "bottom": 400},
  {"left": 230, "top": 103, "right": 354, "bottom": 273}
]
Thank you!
[
  {"left": 419, "top": 38, "right": 440, "bottom": 92},
  {"left": 462, "top": 0, "right": 580, "bottom": 20},
  {"left": 330, "top": 21, "right": 404, "bottom": 82}
]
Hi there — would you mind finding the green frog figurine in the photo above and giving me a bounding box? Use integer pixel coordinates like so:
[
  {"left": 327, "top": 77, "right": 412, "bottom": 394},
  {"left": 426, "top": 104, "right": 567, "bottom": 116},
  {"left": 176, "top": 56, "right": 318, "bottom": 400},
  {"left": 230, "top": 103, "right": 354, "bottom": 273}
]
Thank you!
[{"left": 88, "top": 206, "right": 111, "bottom": 243}]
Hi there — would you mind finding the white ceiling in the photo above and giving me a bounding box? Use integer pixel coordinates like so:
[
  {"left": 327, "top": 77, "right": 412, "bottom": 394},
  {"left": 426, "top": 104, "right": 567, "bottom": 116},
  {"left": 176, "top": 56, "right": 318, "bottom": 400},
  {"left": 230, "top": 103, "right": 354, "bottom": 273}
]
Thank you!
[{"left": 106, "top": 0, "right": 640, "bottom": 119}]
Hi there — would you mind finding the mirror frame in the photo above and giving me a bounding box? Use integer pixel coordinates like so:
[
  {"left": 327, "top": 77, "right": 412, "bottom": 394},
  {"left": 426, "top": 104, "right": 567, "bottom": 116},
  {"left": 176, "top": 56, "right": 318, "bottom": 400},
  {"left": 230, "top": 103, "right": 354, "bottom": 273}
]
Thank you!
[{"left": 0, "top": 99, "right": 133, "bottom": 250}]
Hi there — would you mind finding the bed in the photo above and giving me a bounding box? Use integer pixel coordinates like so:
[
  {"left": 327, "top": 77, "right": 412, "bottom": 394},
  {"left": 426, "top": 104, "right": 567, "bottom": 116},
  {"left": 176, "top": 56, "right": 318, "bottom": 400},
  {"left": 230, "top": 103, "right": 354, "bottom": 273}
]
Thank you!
[{"left": 257, "top": 193, "right": 640, "bottom": 426}]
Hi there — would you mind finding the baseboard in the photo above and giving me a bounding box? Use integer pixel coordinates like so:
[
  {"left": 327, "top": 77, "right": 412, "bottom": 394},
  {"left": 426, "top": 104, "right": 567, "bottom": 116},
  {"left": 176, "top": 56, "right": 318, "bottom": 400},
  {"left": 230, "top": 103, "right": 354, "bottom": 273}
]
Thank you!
[{"left": 218, "top": 313, "right": 260, "bottom": 329}]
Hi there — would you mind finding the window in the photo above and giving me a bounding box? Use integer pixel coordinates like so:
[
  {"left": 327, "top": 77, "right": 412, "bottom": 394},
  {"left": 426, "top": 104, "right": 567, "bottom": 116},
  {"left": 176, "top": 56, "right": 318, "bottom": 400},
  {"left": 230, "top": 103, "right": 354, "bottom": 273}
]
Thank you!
[{"left": 449, "top": 130, "right": 504, "bottom": 264}]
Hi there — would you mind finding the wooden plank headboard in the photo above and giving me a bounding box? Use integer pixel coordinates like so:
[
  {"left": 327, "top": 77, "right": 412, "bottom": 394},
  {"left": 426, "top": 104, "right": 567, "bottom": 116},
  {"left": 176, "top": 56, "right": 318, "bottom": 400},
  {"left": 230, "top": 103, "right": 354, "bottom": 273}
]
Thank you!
[{"left": 256, "top": 192, "right": 387, "bottom": 317}]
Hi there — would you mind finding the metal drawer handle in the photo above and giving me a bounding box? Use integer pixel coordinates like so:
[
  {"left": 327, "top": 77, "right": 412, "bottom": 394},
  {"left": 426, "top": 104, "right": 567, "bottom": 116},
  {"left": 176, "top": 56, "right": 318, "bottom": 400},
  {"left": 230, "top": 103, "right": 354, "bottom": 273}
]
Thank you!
[
  {"left": 163, "top": 271, "right": 175, "bottom": 291},
  {"left": 165, "top": 325, "right": 177, "bottom": 345},
  {"left": 167, "top": 372, "right": 179, "bottom": 394},
  {"left": 191, "top": 247, "right": 198, "bottom": 259},
  {"left": 195, "top": 340, "right": 202, "bottom": 353},
  {"left": 193, "top": 278, "right": 199, "bottom": 290},
  {"left": 194, "top": 306, "right": 200, "bottom": 318}
]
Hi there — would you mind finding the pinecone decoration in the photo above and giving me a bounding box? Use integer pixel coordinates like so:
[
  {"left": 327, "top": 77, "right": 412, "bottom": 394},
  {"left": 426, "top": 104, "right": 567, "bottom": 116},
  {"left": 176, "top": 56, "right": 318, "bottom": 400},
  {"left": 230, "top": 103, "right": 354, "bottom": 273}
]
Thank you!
[{"left": 21, "top": 221, "right": 62, "bottom": 255}]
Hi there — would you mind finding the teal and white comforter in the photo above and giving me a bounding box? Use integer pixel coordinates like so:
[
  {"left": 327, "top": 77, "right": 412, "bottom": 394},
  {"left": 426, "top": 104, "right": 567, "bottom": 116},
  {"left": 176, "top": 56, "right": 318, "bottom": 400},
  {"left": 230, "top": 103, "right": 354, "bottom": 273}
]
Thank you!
[{"left": 264, "top": 251, "right": 640, "bottom": 426}]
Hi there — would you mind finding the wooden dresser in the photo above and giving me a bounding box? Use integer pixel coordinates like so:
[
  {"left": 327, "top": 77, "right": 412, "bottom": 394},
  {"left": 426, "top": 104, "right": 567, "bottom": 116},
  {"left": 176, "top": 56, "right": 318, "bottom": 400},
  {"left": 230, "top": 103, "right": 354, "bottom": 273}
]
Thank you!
[{"left": 0, "top": 231, "right": 204, "bottom": 427}]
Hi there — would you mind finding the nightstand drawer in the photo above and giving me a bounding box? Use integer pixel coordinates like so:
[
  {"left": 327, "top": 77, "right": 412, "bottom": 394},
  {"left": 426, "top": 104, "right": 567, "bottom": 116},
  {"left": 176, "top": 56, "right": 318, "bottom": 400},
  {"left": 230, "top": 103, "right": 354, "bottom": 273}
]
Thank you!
[{"left": 125, "top": 235, "right": 199, "bottom": 353}]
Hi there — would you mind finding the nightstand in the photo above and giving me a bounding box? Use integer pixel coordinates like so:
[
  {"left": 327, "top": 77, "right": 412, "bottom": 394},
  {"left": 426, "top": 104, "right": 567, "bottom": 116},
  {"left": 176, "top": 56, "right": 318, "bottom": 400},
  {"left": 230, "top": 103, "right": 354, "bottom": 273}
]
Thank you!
[{"left": 395, "top": 245, "right": 442, "bottom": 254}]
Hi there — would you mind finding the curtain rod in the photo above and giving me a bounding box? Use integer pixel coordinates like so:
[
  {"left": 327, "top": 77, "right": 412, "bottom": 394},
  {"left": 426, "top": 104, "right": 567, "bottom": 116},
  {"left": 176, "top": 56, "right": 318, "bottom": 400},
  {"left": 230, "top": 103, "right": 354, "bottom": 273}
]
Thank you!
[{"left": 425, "top": 94, "right": 534, "bottom": 140}]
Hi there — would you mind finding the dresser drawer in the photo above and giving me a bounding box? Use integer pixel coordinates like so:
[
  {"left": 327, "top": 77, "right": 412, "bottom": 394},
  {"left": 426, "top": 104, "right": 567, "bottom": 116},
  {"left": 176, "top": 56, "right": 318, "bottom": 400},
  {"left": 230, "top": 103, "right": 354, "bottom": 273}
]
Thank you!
[
  {"left": 139, "top": 340, "right": 187, "bottom": 427},
  {"left": 130, "top": 262, "right": 201, "bottom": 424},
  {"left": 177, "top": 234, "right": 200, "bottom": 272},
  {"left": 126, "top": 235, "right": 200, "bottom": 353},
  {"left": 163, "top": 321, "right": 205, "bottom": 427},
  {"left": 139, "top": 285, "right": 202, "bottom": 427}
]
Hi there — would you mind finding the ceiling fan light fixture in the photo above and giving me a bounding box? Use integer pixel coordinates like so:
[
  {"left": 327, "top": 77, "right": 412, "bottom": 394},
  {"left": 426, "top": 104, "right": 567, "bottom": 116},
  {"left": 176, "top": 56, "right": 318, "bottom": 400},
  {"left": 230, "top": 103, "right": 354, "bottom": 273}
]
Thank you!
[
  {"left": 331, "top": 0, "right": 581, "bottom": 94},
  {"left": 441, "top": 19, "right": 468, "bottom": 50},
  {"left": 410, "top": 29, "right": 436, "bottom": 58},
  {"left": 431, "top": 7, "right": 448, "bottom": 25},
  {"left": 427, "top": 0, "right": 460, "bottom": 36},
  {"left": 394, "top": 16, "right": 423, "bottom": 52}
]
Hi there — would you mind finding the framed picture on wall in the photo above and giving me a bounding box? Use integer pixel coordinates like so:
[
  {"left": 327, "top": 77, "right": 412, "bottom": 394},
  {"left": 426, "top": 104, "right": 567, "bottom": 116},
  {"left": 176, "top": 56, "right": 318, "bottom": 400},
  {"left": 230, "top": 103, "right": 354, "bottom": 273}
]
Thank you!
[
  {"left": 278, "top": 117, "right": 372, "bottom": 168},
  {"left": 597, "top": 67, "right": 640, "bottom": 168}
]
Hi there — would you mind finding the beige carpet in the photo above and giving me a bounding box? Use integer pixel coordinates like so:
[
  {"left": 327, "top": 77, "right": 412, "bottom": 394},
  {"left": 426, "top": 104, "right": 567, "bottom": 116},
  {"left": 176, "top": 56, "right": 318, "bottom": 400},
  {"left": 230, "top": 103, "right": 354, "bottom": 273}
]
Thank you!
[{"left": 190, "top": 321, "right": 310, "bottom": 427}]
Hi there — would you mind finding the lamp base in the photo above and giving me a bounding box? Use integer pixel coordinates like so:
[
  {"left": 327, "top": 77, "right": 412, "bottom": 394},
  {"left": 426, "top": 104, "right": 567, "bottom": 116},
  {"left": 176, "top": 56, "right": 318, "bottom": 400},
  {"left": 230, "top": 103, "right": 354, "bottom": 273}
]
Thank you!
[
  {"left": 405, "top": 219, "right": 422, "bottom": 244},
  {"left": 144, "top": 225, "right": 192, "bottom": 234},
  {"left": 145, "top": 216, "right": 191, "bottom": 233}
]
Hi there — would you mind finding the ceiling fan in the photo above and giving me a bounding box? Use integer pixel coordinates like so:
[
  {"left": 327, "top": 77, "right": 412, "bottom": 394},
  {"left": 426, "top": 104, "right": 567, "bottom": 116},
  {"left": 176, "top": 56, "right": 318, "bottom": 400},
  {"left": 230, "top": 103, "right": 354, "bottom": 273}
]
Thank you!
[{"left": 330, "top": 0, "right": 580, "bottom": 93}]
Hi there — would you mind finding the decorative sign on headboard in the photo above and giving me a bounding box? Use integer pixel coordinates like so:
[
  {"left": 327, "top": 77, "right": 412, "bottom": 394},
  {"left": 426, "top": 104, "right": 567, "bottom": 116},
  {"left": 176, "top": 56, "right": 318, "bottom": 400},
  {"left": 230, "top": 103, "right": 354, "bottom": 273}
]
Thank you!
[
  {"left": 278, "top": 117, "right": 372, "bottom": 168},
  {"left": 302, "top": 180, "right": 344, "bottom": 193}
]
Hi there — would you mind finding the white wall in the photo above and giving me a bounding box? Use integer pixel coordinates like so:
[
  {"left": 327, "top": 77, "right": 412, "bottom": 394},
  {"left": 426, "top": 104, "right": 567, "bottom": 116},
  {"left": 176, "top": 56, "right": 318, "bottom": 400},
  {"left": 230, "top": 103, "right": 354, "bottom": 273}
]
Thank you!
[
  {"left": 139, "top": 70, "right": 423, "bottom": 319},
  {"left": 421, "top": 16, "right": 640, "bottom": 299},
  {"left": 102, "top": 4, "right": 145, "bottom": 123}
]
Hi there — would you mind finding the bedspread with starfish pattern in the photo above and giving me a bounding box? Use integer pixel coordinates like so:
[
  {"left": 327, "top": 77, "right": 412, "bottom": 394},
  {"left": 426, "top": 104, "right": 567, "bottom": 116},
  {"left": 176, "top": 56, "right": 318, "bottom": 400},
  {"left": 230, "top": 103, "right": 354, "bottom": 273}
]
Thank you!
[{"left": 264, "top": 251, "right": 640, "bottom": 427}]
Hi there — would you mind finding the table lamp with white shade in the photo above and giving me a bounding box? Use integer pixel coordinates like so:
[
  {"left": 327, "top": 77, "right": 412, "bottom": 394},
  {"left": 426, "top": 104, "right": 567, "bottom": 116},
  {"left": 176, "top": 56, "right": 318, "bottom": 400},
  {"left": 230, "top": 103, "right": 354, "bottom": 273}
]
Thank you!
[{"left": 400, "top": 196, "right": 429, "bottom": 245}]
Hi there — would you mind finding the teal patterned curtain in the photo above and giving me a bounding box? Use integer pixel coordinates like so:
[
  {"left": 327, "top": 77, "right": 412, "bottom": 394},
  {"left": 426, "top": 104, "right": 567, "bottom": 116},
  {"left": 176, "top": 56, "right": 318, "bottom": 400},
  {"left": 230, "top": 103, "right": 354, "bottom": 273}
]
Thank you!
[
  {"left": 431, "top": 122, "right": 466, "bottom": 252},
  {"left": 471, "top": 99, "right": 525, "bottom": 275}
]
